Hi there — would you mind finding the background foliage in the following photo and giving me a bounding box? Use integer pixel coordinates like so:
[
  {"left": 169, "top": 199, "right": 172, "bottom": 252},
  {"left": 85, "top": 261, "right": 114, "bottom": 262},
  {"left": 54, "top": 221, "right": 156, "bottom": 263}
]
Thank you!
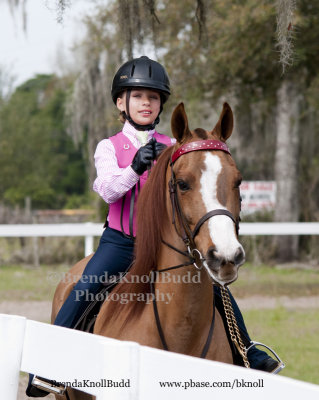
[
  {"left": 1, "top": 0, "right": 319, "bottom": 261},
  {"left": 0, "top": 74, "right": 87, "bottom": 208}
]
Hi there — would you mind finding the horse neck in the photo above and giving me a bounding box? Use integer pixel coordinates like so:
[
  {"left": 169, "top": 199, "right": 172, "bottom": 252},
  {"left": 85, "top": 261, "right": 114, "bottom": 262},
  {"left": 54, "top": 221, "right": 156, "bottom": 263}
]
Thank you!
[{"left": 155, "top": 227, "right": 214, "bottom": 351}]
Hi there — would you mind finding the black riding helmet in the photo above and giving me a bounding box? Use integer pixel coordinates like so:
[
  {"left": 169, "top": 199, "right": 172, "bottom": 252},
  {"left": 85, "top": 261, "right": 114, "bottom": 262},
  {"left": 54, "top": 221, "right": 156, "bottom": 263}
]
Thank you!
[
  {"left": 111, "top": 56, "right": 170, "bottom": 104},
  {"left": 111, "top": 56, "right": 171, "bottom": 131}
]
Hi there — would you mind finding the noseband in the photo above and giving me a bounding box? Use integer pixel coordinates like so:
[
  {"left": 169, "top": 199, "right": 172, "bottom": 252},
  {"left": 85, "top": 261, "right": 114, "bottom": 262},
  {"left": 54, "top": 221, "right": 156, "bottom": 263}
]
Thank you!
[{"left": 168, "top": 139, "right": 240, "bottom": 265}]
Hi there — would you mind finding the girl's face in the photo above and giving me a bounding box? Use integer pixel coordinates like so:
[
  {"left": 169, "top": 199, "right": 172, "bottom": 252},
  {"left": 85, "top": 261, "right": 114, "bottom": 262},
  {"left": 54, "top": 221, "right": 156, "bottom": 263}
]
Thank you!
[{"left": 117, "top": 88, "right": 161, "bottom": 126}]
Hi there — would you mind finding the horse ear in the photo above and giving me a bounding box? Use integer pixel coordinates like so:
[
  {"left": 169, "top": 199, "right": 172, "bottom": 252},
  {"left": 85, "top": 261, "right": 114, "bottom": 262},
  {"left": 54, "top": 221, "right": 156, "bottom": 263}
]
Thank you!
[
  {"left": 171, "top": 102, "right": 192, "bottom": 143},
  {"left": 212, "top": 102, "right": 233, "bottom": 141}
]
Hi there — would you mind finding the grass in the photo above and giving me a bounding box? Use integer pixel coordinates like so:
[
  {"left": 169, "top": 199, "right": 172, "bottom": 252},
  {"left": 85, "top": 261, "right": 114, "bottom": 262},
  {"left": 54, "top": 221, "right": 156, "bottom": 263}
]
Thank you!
[
  {"left": 0, "top": 264, "right": 69, "bottom": 301},
  {"left": 1, "top": 262, "right": 318, "bottom": 301},
  {"left": 242, "top": 307, "right": 319, "bottom": 385},
  {"left": 0, "top": 262, "right": 319, "bottom": 385},
  {"left": 230, "top": 262, "right": 319, "bottom": 298},
  {"left": 230, "top": 262, "right": 319, "bottom": 385}
]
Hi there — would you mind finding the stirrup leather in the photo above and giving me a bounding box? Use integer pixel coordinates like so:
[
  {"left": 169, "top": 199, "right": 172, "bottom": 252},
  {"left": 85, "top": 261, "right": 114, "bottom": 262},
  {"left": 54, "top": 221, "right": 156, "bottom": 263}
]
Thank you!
[
  {"left": 32, "top": 376, "right": 66, "bottom": 395},
  {"left": 246, "top": 341, "right": 285, "bottom": 374}
]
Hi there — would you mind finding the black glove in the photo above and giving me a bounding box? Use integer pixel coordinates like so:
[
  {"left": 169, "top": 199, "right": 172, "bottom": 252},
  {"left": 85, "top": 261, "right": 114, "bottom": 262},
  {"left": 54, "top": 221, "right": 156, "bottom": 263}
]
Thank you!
[
  {"left": 153, "top": 140, "right": 167, "bottom": 158},
  {"left": 131, "top": 138, "right": 156, "bottom": 175}
]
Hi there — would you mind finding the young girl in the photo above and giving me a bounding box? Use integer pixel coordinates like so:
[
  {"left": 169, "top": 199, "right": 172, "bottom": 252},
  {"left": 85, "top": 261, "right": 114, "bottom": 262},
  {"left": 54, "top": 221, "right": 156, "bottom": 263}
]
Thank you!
[
  {"left": 27, "top": 56, "right": 279, "bottom": 397},
  {"left": 53, "top": 56, "right": 174, "bottom": 329}
]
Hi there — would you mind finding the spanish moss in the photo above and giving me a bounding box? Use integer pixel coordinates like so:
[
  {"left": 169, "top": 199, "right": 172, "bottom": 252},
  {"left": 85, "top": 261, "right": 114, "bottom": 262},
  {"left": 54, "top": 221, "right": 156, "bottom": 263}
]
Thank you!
[
  {"left": 196, "top": 0, "right": 207, "bottom": 43},
  {"left": 276, "top": 0, "right": 296, "bottom": 73},
  {"left": 55, "top": 0, "right": 71, "bottom": 24}
]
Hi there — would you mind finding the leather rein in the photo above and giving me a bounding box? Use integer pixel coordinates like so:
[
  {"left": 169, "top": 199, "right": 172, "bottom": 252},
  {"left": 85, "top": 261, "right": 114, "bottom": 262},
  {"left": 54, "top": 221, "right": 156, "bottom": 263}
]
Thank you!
[{"left": 151, "top": 139, "right": 240, "bottom": 358}]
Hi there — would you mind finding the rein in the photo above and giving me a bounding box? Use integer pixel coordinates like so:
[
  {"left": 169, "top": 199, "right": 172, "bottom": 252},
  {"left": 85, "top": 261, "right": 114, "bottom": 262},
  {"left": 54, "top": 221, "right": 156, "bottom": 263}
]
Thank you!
[{"left": 150, "top": 270, "right": 216, "bottom": 358}]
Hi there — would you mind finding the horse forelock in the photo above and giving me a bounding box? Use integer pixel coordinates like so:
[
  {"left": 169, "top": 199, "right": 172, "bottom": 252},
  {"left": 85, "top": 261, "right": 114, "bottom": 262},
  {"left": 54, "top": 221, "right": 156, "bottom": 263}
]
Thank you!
[{"left": 193, "top": 128, "right": 208, "bottom": 140}]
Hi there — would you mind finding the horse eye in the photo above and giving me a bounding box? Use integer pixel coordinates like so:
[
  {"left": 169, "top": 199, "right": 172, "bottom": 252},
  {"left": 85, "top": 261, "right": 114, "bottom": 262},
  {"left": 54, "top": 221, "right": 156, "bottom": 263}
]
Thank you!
[
  {"left": 177, "top": 180, "right": 190, "bottom": 191},
  {"left": 234, "top": 178, "right": 242, "bottom": 189}
]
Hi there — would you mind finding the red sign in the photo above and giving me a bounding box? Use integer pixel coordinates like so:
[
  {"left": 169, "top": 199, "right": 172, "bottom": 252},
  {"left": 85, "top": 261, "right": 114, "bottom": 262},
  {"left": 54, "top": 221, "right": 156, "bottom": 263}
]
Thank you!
[{"left": 240, "top": 181, "right": 276, "bottom": 215}]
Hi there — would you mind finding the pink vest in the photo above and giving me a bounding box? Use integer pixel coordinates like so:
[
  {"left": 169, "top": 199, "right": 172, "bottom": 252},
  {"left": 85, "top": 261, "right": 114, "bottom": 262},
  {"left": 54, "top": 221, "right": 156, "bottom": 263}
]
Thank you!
[{"left": 107, "top": 131, "right": 172, "bottom": 237}]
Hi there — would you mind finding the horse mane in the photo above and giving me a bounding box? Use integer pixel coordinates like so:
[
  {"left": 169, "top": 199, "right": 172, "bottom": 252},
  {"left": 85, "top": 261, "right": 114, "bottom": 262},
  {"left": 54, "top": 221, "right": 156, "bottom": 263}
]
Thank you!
[{"left": 105, "top": 145, "right": 173, "bottom": 325}]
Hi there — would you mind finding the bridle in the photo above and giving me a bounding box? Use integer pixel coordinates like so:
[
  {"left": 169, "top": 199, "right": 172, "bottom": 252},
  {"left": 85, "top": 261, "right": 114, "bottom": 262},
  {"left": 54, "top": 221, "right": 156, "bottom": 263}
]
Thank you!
[
  {"left": 167, "top": 139, "right": 240, "bottom": 266},
  {"left": 150, "top": 139, "right": 241, "bottom": 359},
  {"left": 151, "top": 139, "right": 285, "bottom": 371}
]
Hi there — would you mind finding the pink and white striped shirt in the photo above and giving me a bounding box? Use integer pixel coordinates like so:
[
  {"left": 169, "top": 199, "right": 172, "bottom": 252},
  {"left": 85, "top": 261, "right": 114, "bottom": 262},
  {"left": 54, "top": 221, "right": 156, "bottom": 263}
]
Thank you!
[{"left": 93, "top": 121, "right": 176, "bottom": 204}]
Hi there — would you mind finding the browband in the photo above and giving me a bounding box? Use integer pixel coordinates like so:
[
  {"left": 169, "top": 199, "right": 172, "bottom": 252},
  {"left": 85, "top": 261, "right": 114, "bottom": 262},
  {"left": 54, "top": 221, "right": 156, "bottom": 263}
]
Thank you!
[{"left": 171, "top": 140, "right": 231, "bottom": 164}]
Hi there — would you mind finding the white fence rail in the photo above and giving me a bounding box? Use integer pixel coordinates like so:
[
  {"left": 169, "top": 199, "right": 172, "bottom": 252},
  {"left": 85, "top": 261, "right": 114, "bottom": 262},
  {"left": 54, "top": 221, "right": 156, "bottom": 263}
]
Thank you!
[
  {"left": 1, "top": 313, "right": 319, "bottom": 400},
  {"left": 0, "top": 223, "right": 104, "bottom": 257},
  {"left": 0, "top": 222, "right": 319, "bottom": 257}
]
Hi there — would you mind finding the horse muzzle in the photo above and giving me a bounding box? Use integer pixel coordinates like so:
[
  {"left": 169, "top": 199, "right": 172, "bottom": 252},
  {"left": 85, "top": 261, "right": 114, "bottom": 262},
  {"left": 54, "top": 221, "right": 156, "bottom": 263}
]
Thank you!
[{"left": 204, "top": 246, "right": 245, "bottom": 286}]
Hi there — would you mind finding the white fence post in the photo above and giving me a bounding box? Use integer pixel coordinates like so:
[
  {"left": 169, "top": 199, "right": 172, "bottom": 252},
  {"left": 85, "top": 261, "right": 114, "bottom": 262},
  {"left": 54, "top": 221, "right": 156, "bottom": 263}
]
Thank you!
[
  {"left": 85, "top": 235, "right": 94, "bottom": 256},
  {"left": 0, "top": 314, "right": 26, "bottom": 400},
  {"left": 84, "top": 222, "right": 95, "bottom": 256},
  {"left": 20, "top": 320, "right": 139, "bottom": 400}
]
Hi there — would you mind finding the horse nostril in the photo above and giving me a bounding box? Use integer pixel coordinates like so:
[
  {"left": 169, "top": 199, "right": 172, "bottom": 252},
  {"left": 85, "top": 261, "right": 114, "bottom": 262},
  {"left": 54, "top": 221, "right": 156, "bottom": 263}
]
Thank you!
[
  {"left": 234, "top": 247, "right": 245, "bottom": 266},
  {"left": 207, "top": 246, "right": 218, "bottom": 261}
]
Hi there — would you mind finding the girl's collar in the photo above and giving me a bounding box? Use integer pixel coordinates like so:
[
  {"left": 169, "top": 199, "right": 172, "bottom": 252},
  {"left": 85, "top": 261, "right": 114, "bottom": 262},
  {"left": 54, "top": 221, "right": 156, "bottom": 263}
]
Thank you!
[{"left": 123, "top": 121, "right": 155, "bottom": 138}]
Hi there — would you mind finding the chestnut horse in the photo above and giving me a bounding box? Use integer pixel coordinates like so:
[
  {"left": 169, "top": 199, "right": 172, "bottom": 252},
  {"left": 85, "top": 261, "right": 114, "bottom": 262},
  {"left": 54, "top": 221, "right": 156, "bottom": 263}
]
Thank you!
[{"left": 51, "top": 102, "right": 245, "bottom": 400}]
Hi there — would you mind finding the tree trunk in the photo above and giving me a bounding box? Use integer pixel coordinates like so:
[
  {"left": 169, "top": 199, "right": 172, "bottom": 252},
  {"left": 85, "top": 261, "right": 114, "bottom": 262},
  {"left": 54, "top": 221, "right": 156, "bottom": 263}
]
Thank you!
[{"left": 274, "top": 80, "right": 300, "bottom": 261}]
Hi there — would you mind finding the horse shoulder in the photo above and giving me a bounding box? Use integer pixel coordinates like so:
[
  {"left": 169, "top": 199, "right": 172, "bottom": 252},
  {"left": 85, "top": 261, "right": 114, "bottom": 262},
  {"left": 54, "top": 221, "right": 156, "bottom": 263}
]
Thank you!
[{"left": 94, "top": 301, "right": 161, "bottom": 347}]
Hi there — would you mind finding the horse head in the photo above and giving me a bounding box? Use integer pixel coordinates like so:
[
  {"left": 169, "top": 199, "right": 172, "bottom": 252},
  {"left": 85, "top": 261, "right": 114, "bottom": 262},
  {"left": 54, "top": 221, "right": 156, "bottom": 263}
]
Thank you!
[{"left": 169, "top": 102, "right": 245, "bottom": 286}]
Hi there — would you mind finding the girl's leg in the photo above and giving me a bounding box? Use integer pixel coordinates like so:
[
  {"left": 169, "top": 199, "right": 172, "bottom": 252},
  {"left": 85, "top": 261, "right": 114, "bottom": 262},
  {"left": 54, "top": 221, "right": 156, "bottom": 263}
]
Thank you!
[
  {"left": 54, "top": 227, "right": 134, "bottom": 328},
  {"left": 26, "top": 227, "right": 134, "bottom": 398}
]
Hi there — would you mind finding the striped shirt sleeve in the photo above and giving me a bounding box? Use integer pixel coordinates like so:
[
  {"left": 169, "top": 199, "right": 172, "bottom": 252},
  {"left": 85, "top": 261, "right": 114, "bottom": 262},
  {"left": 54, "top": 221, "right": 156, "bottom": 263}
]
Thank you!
[
  {"left": 93, "top": 139, "right": 140, "bottom": 204},
  {"left": 93, "top": 135, "right": 176, "bottom": 204}
]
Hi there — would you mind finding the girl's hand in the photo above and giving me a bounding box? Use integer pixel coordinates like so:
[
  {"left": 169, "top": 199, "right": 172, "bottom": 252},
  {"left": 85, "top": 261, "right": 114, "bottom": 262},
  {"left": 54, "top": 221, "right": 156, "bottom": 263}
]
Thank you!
[
  {"left": 153, "top": 140, "right": 167, "bottom": 158},
  {"left": 131, "top": 139, "right": 156, "bottom": 175}
]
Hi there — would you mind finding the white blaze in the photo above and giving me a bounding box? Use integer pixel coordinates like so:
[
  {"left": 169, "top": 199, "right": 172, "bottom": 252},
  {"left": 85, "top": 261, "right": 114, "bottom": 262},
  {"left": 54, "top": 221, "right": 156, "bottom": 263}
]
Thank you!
[{"left": 199, "top": 153, "right": 242, "bottom": 261}]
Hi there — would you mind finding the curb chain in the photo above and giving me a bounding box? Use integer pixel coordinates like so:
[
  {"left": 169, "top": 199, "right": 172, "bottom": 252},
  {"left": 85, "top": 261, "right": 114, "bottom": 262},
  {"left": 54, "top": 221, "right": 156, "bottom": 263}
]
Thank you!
[{"left": 220, "top": 287, "right": 250, "bottom": 368}]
